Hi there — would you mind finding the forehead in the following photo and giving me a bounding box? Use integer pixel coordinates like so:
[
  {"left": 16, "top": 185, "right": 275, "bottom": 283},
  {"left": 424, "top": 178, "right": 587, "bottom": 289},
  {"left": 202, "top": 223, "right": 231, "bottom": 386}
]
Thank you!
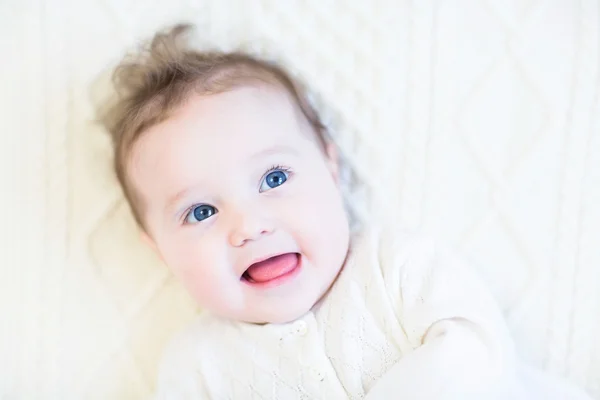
[
  {"left": 128, "top": 85, "right": 318, "bottom": 202},
  {"left": 138, "top": 85, "right": 311, "bottom": 154}
]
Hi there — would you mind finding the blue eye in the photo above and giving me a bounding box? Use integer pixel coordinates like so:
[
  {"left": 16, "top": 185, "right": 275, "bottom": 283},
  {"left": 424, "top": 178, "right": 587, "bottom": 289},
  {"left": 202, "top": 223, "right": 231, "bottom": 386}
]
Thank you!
[
  {"left": 259, "top": 169, "right": 289, "bottom": 192},
  {"left": 185, "top": 204, "right": 217, "bottom": 224}
]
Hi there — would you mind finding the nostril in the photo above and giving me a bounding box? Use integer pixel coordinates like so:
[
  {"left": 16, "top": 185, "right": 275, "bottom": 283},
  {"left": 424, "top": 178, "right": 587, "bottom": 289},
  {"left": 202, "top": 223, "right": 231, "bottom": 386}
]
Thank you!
[{"left": 229, "top": 219, "right": 273, "bottom": 247}]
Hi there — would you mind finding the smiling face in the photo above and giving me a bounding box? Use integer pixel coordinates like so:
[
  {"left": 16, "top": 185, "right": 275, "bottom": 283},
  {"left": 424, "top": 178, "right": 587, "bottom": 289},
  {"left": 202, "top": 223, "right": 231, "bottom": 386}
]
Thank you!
[{"left": 129, "top": 85, "right": 350, "bottom": 324}]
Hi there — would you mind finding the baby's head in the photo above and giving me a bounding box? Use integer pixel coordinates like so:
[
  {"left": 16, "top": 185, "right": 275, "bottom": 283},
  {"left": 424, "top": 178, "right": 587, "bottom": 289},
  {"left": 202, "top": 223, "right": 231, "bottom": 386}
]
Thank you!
[{"left": 101, "top": 24, "right": 351, "bottom": 324}]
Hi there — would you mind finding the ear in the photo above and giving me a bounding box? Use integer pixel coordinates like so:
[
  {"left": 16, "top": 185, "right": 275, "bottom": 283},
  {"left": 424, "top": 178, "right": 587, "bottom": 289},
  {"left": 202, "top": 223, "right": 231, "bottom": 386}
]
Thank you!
[{"left": 325, "top": 142, "right": 340, "bottom": 184}]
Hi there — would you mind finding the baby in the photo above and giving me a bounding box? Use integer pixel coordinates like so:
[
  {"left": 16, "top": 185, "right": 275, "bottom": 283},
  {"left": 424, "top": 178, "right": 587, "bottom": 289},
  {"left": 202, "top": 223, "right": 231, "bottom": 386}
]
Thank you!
[{"left": 100, "top": 24, "right": 592, "bottom": 399}]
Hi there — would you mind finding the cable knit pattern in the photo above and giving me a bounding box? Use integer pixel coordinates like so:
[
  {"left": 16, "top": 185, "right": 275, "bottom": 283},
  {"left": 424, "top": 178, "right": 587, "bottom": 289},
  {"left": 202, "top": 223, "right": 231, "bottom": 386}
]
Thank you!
[
  {"left": 1, "top": 1, "right": 599, "bottom": 398},
  {"left": 155, "top": 227, "right": 592, "bottom": 399},
  {"left": 155, "top": 228, "right": 482, "bottom": 398}
]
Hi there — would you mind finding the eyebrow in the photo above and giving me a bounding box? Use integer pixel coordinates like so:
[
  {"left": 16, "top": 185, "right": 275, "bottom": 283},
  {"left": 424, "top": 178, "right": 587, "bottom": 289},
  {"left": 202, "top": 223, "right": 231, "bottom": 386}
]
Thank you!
[
  {"left": 165, "top": 144, "right": 299, "bottom": 213},
  {"left": 247, "top": 144, "right": 299, "bottom": 160}
]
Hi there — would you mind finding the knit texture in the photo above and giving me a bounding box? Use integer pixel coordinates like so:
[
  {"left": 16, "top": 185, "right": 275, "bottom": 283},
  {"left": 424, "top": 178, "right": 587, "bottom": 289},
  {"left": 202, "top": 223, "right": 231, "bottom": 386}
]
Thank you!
[
  {"left": 154, "top": 227, "right": 591, "bottom": 399},
  {"left": 1, "top": 1, "right": 598, "bottom": 398}
]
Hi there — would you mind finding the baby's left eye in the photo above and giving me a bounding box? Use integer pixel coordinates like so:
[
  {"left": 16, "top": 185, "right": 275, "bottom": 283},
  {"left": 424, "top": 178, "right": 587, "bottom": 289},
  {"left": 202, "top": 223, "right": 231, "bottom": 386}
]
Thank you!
[{"left": 259, "top": 169, "right": 289, "bottom": 192}]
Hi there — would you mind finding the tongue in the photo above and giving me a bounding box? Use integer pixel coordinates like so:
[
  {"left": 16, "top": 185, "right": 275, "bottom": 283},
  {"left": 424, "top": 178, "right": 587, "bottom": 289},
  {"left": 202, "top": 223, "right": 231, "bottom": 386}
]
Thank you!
[{"left": 246, "top": 253, "right": 298, "bottom": 283}]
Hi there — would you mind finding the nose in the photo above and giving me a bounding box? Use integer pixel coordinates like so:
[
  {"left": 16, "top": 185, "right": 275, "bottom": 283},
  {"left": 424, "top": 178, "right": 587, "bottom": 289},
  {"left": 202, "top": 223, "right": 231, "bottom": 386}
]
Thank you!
[{"left": 227, "top": 207, "right": 273, "bottom": 247}]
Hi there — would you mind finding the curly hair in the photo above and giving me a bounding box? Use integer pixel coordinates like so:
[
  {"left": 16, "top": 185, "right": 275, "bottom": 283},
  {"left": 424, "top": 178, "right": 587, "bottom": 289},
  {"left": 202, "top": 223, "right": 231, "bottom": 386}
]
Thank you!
[{"left": 98, "top": 24, "right": 331, "bottom": 230}]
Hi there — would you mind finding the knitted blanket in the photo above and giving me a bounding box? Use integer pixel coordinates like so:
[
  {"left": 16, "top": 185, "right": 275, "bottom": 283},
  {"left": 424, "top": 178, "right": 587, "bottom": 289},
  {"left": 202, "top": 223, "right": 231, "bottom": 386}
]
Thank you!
[{"left": 0, "top": 1, "right": 597, "bottom": 398}]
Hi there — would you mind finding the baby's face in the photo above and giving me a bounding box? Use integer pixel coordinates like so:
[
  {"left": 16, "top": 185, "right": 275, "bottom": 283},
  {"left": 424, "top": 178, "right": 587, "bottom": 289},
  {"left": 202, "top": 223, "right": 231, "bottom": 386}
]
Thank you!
[{"left": 130, "top": 85, "right": 350, "bottom": 324}]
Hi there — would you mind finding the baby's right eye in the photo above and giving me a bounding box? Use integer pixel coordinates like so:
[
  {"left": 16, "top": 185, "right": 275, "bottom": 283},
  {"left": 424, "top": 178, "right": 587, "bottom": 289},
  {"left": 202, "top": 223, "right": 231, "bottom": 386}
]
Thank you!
[{"left": 184, "top": 204, "right": 218, "bottom": 224}]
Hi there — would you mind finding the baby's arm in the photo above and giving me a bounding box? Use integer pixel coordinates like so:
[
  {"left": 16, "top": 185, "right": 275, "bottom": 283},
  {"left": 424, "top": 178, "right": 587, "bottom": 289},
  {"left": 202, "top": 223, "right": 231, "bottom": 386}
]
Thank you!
[{"left": 365, "top": 234, "right": 523, "bottom": 399}]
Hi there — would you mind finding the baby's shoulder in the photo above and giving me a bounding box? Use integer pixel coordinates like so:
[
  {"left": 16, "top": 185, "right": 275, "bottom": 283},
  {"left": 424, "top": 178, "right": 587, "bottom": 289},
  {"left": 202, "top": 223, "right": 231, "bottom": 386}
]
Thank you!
[
  {"left": 156, "top": 312, "right": 229, "bottom": 380},
  {"left": 359, "top": 222, "right": 472, "bottom": 283},
  {"left": 154, "top": 313, "right": 234, "bottom": 398},
  {"left": 361, "top": 222, "right": 439, "bottom": 269}
]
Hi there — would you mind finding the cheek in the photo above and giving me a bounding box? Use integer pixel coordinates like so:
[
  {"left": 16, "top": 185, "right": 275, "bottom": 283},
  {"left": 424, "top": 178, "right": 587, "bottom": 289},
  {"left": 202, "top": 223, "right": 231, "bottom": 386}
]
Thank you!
[
  {"left": 303, "top": 166, "right": 345, "bottom": 215},
  {"left": 159, "top": 235, "right": 202, "bottom": 268},
  {"left": 157, "top": 235, "right": 224, "bottom": 295},
  {"left": 282, "top": 168, "right": 348, "bottom": 242}
]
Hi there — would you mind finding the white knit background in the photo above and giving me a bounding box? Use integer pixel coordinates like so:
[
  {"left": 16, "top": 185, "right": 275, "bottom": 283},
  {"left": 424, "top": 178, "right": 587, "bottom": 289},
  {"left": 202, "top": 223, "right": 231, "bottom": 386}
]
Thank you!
[{"left": 1, "top": 0, "right": 599, "bottom": 398}]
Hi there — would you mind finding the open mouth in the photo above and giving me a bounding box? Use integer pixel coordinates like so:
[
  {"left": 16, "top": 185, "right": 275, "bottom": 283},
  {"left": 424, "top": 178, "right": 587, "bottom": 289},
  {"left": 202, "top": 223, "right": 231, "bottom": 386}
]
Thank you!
[{"left": 242, "top": 252, "right": 301, "bottom": 287}]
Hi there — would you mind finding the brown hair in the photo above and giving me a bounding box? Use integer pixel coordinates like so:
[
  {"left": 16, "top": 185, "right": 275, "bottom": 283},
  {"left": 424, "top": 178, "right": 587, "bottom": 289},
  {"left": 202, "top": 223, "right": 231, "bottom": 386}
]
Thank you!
[{"left": 98, "top": 24, "right": 331, "bottom": 230}]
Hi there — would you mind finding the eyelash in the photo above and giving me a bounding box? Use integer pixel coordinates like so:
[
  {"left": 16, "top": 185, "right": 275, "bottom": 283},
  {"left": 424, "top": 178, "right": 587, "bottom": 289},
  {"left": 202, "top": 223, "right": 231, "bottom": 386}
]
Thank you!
[
  {"left": 180, "top": 164, "right": 293, "bottom": 224},
  {"left": 260, "top": 164, "right": 293, "bottom": 185}
]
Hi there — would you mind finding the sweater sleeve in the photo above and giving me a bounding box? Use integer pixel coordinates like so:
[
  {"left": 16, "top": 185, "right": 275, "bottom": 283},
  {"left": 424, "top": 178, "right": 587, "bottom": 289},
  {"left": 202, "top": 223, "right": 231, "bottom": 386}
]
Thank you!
[{"left": 365, "top": 232, "right": 523, "bottom": 399}]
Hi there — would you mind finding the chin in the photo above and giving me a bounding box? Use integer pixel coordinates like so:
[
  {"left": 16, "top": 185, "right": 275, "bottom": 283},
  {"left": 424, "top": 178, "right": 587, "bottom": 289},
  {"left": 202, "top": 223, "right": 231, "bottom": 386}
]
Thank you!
[{"left": 249, "top": 300, "right": 315, "bottom": 325}]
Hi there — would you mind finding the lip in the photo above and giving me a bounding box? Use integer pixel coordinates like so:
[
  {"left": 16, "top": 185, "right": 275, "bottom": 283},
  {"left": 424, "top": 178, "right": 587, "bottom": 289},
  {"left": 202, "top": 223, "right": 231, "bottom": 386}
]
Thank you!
[{"left": 241, "top": 253, "right": 302, "bottom": 289}]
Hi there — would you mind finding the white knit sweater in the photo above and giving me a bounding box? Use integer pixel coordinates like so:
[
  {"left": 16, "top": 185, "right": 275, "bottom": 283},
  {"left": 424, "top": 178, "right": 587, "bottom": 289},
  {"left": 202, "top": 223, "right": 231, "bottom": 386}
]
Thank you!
[{"left": 155, "top": 226, "right": 592, "bottom": 399}]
